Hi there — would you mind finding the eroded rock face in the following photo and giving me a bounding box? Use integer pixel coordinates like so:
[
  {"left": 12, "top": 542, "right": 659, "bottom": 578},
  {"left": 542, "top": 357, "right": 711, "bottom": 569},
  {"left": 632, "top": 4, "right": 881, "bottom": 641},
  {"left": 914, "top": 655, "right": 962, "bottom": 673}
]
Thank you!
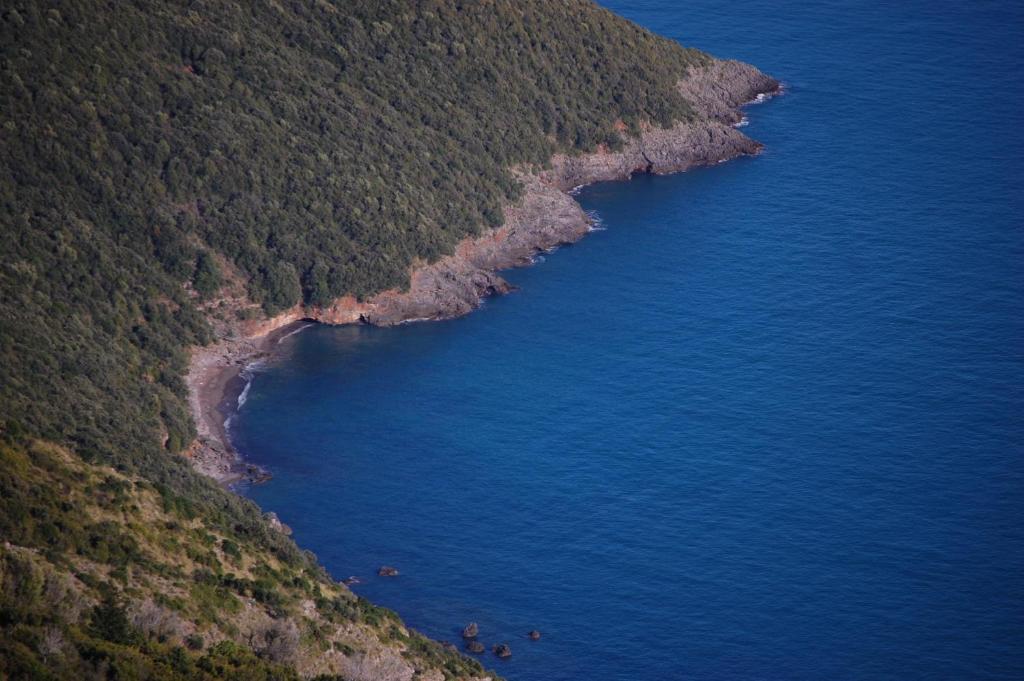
[
  {"left": 678, "top": 59, "right": 780, "bottom": 124},
  {"left": 324, "top": 174, "right": 590, "bottom": 327}
]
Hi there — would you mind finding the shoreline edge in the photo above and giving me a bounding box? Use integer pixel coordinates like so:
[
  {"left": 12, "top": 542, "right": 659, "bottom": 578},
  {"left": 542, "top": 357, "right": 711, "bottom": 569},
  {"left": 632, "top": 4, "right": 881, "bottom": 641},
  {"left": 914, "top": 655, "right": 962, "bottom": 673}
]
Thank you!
[{"left": 184, "top": 58, "right": 781, "bottom": 485}]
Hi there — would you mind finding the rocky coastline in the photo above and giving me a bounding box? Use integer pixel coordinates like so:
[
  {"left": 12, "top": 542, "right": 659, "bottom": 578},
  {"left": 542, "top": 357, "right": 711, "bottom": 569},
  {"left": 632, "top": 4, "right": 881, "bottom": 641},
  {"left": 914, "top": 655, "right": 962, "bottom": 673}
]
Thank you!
[{"left": 184, "top": 58, "right": 780, "bottom": 484}]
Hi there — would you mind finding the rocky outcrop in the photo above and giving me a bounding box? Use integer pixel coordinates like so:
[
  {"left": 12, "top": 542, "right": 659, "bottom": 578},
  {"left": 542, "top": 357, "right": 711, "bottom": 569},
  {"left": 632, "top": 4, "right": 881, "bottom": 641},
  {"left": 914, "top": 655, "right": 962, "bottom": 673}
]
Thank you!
[
  {"left": 533, "top": 60, "right": 777, "bottom": 191},
  {"left": 678, "top": 59, "right": 779, "bottom": 124},
  {"left": 492, "top": 644, "right": 512, "bottom": 659},
  {"left": 528, "top": 630, "right": 541, "bottom": 641},
  {"left": 462, "top": 622, "right": 479, "bottom": 639},
  {"left": 377, "top": 565, "right": 400, "bottom": 577},
  {"left": 264, "top": 511, "right": 292, "bottom": 535},
  {"left": 306, "top": 174, "right": 589, "bottom": 327}
]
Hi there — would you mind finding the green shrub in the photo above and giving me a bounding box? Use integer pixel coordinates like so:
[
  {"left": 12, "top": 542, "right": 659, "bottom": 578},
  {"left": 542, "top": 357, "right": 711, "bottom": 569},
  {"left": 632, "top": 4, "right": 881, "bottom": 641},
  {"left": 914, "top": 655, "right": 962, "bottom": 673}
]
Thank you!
[
  {"left": 89, "top": 592, "right": 141, "bottom": 646},
  {"left": 185, "top": 633, "right": 205, "bottom": 651}
]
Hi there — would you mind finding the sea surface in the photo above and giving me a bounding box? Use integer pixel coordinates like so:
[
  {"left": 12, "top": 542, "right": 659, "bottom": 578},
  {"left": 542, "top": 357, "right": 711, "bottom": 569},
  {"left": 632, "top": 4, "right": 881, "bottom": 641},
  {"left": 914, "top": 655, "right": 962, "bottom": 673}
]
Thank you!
[{"left": 231, "top": 2, "right": 1024, "bottom": 679}]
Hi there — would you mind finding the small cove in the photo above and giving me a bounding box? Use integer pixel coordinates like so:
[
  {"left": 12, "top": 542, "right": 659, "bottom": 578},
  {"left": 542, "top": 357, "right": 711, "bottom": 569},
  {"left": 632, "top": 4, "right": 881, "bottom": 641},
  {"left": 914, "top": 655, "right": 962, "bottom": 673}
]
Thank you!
[{"left": 231, "top": 2, "right": 1024, "bottom": 679}]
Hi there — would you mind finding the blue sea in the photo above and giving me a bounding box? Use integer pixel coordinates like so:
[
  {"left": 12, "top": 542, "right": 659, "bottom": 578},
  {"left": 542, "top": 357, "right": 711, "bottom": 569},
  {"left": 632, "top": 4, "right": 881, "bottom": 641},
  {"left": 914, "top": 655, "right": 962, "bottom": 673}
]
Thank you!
[{"left": 232, "top": 2, "right": 1024, "bottom": 679}]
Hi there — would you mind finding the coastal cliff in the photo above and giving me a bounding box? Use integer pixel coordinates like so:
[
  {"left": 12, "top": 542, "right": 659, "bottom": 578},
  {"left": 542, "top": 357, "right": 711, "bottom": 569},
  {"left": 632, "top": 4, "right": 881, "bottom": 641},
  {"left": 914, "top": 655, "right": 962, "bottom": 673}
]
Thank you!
[{"left": 186, "top": 58, "right": 779, "bottom": 483}]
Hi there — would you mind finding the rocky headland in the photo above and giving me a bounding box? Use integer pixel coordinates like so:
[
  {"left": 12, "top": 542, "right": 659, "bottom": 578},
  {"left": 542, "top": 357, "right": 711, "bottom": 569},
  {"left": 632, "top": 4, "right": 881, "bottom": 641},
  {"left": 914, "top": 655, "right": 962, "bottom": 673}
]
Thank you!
[{"left": 185, "top": 59, "right": 779, "bottom": 484}]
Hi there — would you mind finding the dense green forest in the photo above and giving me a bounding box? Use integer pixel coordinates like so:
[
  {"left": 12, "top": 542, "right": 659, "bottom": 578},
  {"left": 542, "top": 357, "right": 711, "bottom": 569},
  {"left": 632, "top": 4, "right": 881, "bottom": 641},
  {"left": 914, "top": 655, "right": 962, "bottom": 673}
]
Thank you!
[
  {"left": 1, "top": 0, "right": 707, "bottom": 474},
  {"left": 0, "top": 0, "right": 710, "bottom": 676}
]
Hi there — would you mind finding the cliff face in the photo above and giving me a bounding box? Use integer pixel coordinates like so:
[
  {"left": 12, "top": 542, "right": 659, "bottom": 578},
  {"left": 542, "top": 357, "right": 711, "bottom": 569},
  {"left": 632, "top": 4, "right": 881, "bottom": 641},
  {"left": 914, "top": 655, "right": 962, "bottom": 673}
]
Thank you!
[{"left": 543, "top": 61, "right": 777, "bottom": 190}]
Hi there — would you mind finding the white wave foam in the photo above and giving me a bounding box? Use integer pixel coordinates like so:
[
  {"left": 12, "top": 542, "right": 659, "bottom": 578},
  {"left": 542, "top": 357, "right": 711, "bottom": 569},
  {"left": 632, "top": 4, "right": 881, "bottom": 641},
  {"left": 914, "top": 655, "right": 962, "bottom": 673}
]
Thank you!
[
  {"left": 748, "top": 85, "right": 785, "bottom": 106},
  {"left": 277, "top": 322, "right": 314, "bottom": 344},
  {"left": 236, "top": 376, "right": 253, "bottom": 408}
]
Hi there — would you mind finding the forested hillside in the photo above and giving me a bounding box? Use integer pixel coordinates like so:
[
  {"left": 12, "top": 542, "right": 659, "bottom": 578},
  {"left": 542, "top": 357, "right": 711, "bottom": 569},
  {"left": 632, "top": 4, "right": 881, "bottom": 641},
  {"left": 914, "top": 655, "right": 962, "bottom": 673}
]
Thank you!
[
  {"left": 1, "top": 0, "right": 707, "bottom": 474},
  {"left": 1, "top": 0, "right": 712, "bottom": 676}
]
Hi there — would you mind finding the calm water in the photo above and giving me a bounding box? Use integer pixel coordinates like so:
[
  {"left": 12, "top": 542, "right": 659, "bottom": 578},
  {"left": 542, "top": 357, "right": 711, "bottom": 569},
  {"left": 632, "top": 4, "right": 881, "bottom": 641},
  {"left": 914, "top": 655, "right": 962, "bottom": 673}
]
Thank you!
[{"left": 233, "top": 2, "right": 1024, "bottom": 679}]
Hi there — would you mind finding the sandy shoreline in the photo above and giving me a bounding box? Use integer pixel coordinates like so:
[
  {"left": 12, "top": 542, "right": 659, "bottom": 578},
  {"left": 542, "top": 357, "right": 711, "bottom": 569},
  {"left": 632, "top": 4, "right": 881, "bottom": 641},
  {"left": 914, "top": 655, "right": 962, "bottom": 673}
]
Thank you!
[
  {"left": 184, "top": 59, "right": 781, "bottom": 486},
  {"left": 186, "top": 321, "right": 313, "bottom": 484}
]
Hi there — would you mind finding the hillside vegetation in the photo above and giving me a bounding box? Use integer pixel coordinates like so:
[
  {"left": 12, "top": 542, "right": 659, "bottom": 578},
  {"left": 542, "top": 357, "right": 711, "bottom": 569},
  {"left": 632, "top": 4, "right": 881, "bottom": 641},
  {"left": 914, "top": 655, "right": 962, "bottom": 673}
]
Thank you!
[
  {"left": 1, "top": 0, "right": 707, "bottom": 468},
  {"left": 1, "top": 0, "right": 712, "bottom": 676},
  {"left": 0, "top": 437, "right": 492, "bottom": 679}
]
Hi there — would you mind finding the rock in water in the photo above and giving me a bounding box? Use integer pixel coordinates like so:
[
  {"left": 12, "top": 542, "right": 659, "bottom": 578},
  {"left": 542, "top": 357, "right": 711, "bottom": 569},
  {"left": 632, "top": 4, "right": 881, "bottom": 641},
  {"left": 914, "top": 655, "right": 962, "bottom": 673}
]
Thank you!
[
  {"left": 528, "top": 630, "right": 541, "bottom": 640},
  {"left": 377, "top": 565, "right": 399, "bottom": 577},
  {"left": 493, "top": 643, "right": 512, "bottom": 658},
  {"left": 461, "top": 622, "right": 479, "bottom": 639},
  {"left": 465, "top": 641, "right": 485, "bottom": 654}
]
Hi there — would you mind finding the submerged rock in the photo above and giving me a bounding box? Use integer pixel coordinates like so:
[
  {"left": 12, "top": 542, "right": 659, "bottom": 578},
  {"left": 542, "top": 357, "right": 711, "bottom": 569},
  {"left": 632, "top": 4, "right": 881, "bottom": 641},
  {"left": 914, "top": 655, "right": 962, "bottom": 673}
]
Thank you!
[
  {"left": 465, "top": 641, "right": 485, "bottom": 654},
  {"left": 248, "top": 465, "right": 273, "bottom": 485},
  {"left": 493, "top": 643, "right": 512, "bottom": 659},
  {"left": 377, "top": 565, "right": 399, "bottom": 577},
  {"left": 528, "top": 630, "right": 541, "bottom": 641},
  {"left": 342, "top": 576, "right": 360, "bottom": 586},
  {"left": 461, "top": 622, "right": 479, "bottom": 639}
]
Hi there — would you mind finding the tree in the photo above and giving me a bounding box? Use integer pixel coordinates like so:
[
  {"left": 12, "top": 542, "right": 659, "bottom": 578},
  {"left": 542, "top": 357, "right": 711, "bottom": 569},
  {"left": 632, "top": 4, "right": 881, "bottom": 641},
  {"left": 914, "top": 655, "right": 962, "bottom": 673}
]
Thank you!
[
  {"left": 90, "top": 592, "right": 140, "bottom": 646},
  {"left": 192, "top": 252, "right": 222, "bottom": 298}
]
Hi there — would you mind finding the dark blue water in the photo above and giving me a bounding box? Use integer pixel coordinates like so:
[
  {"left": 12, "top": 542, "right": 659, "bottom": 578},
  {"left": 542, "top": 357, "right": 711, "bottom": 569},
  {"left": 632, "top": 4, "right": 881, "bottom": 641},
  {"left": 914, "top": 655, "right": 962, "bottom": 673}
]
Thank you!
[{"left": 232, "top": 2, "right": 1024, "bottom": 679}]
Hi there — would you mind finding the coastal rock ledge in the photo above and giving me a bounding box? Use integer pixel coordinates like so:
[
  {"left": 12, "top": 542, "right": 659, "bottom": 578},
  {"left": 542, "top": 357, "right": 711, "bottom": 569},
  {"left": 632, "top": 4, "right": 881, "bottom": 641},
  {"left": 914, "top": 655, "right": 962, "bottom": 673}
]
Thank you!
[
  {"left": 186, "top": 58, "right": 778, "bottom": 483},
  {"left": 317, "top": 60, "right": 778, "bottom": 327}
]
